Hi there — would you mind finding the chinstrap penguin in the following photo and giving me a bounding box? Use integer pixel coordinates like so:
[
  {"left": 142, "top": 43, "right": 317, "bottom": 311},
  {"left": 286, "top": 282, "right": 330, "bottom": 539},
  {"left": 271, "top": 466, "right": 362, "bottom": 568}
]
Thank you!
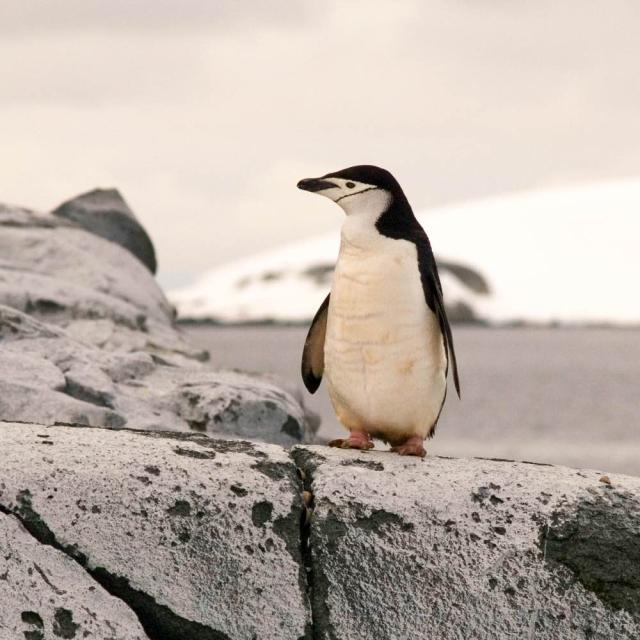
[{"left": 298, "top": 165, "right": 460, "bottom": 457}]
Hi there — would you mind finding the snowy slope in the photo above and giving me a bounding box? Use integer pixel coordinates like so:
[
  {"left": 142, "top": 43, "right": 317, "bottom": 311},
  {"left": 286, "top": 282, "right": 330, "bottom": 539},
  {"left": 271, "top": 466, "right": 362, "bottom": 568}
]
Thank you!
[{"left": 169, "top": 180, "right": 640, "bottom": 325}]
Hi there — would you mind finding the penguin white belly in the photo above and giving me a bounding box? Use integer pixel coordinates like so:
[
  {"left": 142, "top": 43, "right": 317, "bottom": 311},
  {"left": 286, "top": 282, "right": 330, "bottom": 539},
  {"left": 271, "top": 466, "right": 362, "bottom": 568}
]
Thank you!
[{"left": 324, "top": 237, "right": 447, "bottom": 443}]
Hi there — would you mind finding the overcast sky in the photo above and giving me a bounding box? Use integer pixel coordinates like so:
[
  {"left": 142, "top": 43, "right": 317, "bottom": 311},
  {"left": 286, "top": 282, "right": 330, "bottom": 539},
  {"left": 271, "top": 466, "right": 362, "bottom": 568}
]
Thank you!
[{"left": 2, "top": 1, "right": 640, "bottom": 288}]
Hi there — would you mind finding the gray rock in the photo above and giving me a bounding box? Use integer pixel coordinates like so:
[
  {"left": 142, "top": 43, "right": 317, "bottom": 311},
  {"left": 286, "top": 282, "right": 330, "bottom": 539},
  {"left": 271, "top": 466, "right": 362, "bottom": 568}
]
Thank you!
[
  {"left": 0, "top": 202, "right": 71, "bottom": 229},
  {"left": 438, "top": 259, "right": 491, "bottom": 294},
  {"left": 0, "top": 303, "right": 314, "bottom": 443},
  {"left": 0, "top": 304, "right": 306, "bottom": 441},
  {"left": 64, "top": 317, "right": 208, "bottom": 364},
  {"left": 52, "top": 188, "right": 157, "bottom": 273},
  {"left": 0, "top": 196, "right": 316, "bottom": 445},
  {"left": 165, "top": 368, "right": 314, "bottom": 445},
  {"left": 0, "top": 510, "right": 149, "bottom": 640},
  {"left": 293, "top": 446, "right": 640, "bottom": 640},
  {"left": 0, "top": 418, "right": 638, "bottom": 640},
  {"left": 63, "top": 363, "right": 117, "bottom": 408},
  {"left": 0, "top": 212, "right": 171, "bottom": 327},
  {"left": 0, "top": 380, "right": 126, "bottom": 428},
  {"left": 0, "top": 350, "right": 65, "bottom": 391},
  {"left": 0, "top": 303, "right": 62, "bottom": 341},
  {"left": 0, "top": 423, "right": 311, "bottom": 640}
]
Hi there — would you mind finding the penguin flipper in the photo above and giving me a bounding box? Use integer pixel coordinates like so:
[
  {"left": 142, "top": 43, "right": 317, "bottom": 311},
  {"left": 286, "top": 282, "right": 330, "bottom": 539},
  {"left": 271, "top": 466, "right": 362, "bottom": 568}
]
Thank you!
[
  {"left": 430, "top": 275, "right": 461, "bottom": 398},
  {"left": 301, "top": 293, "right": 330, "bottom": 393},
  {"left": 414, "top": 233, "right": 461, "bottom": 399}
]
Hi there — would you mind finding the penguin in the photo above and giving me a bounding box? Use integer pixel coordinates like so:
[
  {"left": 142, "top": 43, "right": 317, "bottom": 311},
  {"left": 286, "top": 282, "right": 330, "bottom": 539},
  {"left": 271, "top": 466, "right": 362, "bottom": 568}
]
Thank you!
[{"left": 298, "top": 165, "right": 460, "bottom": 457}]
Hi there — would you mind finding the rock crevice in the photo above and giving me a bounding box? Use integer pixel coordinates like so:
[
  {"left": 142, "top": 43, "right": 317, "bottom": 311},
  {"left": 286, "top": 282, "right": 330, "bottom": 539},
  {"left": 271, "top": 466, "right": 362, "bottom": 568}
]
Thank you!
[
  {"left": 0, "top": 477, "right": 233, "bottom": 640},
  {"left": 0, "top": 504, "right": 150, "bottom": 639}
]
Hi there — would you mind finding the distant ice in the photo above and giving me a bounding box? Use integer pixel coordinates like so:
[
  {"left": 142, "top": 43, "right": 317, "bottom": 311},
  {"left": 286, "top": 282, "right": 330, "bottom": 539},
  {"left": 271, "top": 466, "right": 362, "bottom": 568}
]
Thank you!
[{"left": 170, "top": 180, "right": 640, "bottom": 325}]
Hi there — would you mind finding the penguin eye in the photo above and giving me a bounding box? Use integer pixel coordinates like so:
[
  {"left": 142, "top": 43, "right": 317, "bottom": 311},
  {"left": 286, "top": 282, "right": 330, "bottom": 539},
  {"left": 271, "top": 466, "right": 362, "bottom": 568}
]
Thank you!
[{"left": 345, "top": 181, "right": 355, "bottom": 189}]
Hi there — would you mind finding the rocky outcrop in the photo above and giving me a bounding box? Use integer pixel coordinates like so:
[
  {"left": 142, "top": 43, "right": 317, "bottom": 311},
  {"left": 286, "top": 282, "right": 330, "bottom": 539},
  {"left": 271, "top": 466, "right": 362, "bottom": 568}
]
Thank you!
[
  {"left": 292, "top": 446, "right": 640, "bottom": 640},
  {"left": 0, "top": 509, "right": 150, "bottom": 640},
  {"left": 0, "top": 423, "right": 310, "bottom": 640},
  {"left": 0, "top": 426, "right": 638, "bottom": 639},
  {"left": 0, "top": 201, "right": 200, "bottom": 360},
  {"left": 0, "top": 198, "right": 315, "bottom": 445},
  {"left": 52, "top": 188, "right": 157, "bottom": 274}
]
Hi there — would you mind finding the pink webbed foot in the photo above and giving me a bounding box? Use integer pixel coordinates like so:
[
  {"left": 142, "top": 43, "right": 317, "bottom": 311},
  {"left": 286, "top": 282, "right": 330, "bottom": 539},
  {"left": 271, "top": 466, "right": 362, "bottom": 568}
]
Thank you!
[
  {"left": 390, "top": 436, "right": 427, "bottom": 458},
  {"left": 328, "top": 431, "right": 374, "bottom": 451}
]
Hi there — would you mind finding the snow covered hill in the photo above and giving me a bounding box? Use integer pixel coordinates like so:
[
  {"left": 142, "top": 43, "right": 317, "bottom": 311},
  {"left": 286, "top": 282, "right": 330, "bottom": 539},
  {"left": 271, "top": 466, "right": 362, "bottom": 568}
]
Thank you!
[{"left": 169, "top": 180, "right": 640, "bottom": 325}]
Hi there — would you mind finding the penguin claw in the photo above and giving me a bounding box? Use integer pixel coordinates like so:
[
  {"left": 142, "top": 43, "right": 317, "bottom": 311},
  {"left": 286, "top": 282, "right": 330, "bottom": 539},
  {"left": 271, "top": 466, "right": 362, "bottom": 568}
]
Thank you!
[
  {"left": 390, "top": 438, "right": 427, "bottom": 458},
  {"left": 328, "top": 434, "right": 374, "bottom": 450}
]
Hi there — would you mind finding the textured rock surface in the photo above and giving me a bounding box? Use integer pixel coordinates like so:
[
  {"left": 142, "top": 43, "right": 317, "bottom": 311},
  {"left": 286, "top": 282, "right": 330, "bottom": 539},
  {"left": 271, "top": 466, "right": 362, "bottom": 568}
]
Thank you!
[
  {"left": 293, "top": 446, "right": 640, "bottom": 640},
  {"left": 52, "top": 188, "right": 157, "bottom": 273},
  {"left": 0, "top": 423, "right": 311, "bottom": 640},
  {"left": 0, "top": 199, "right": 316, "bottom": 445},
  {"left": 0, "top": 510, "right": 150, "bottom": 640},
  {"left": 0, "top": 420, "right": 638, "bottom": 640},
  {"left": 0, "top": 203, "right": 193, "bottom": 353}
]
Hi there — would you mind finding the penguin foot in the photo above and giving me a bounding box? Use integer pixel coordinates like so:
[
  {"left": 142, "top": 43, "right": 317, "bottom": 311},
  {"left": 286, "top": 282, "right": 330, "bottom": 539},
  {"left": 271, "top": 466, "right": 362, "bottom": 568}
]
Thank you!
[
  {"left": 390, "top": 436, "right": 427, "bottom": 458},
  {"left": 328, "top": 431, "right": 374, "bottom": 450}
]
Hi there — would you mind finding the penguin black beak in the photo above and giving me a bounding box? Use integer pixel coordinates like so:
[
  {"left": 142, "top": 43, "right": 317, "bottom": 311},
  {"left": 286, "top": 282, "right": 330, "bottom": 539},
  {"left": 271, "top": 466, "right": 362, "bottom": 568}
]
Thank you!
[{"left": 297, "top": 177, "right": 337, "bottom": 193}]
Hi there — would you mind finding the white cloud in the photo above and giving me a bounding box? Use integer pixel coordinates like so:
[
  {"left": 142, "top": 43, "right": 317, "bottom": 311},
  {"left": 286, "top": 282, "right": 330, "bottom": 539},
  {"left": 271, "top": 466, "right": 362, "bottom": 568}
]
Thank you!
[
  {"left": 1, "top": 0, "right": 639, "bottom": 288},
  {"left": 0, "top": 1, "right": 316, "bottom": 35}
]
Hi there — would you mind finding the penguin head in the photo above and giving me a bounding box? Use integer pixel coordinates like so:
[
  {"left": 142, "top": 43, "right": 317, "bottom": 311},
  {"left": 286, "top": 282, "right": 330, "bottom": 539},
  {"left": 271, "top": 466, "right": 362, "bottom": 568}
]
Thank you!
[{"left": 297, "top": 165, "right": 406, "bottom": 216}]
